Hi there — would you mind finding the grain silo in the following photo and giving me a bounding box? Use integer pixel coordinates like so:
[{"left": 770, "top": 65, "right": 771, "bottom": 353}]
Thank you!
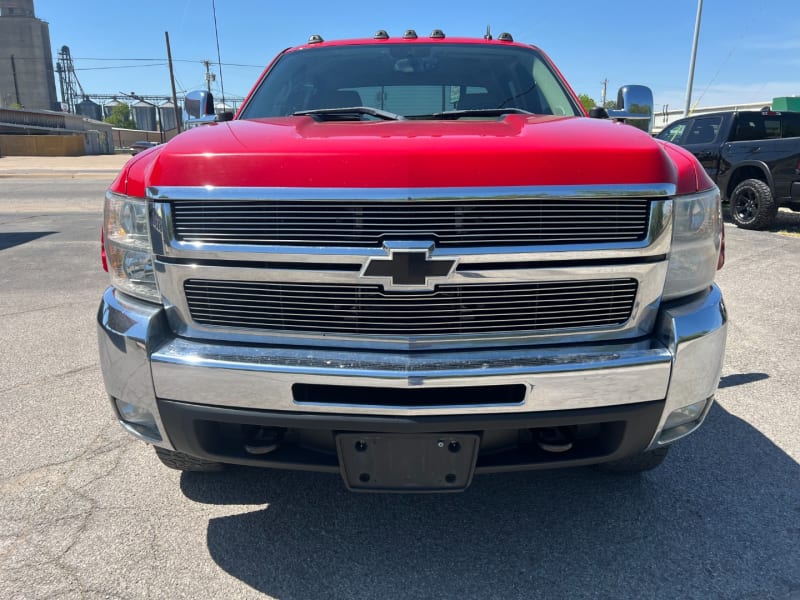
[
  {"left": 132, "top": 100, "right": 156, "bottom": 131},
  {"left": 103, "top": 99, "right": 122, "bottom": 119},
  {"left": 0, "top": 0, "right": 59, "bottom": 110},
  {"left": 76, "top": 98, "right": 102, "bottom": 121},
  {"left": 159, "top": 100, "right": 182, "bottom": 133}
]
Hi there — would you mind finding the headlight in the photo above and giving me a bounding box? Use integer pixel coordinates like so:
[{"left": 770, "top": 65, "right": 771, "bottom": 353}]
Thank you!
[
  {"left": 104, "top": 191, "right": 160, "bottom": 303},
  {"left": 662, "top": 187, "right": 723, "bottom": 301}
]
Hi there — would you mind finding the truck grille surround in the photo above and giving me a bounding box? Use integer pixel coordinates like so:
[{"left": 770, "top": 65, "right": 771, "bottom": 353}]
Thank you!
[{"left": 151, "top": 185, "right": 672, "bottom": 342}]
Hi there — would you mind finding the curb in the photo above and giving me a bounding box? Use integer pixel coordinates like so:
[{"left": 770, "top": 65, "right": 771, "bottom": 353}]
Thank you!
[
  {"left": 0, "top": 171, "right": 120, "bottom": 180},
  {"left": 0, "top": 155, "right": 129, "bottom": 180}
]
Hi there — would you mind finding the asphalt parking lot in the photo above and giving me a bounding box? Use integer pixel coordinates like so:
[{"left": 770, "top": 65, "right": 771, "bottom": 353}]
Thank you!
[{"left": 0, "top": 162, "right": 798, "bottom": 599}]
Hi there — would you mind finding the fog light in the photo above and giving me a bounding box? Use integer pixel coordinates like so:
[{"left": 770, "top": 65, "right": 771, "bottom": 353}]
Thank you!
[
  {"left": 658, "top": 398, "right": 711, "bottom": 445},
  {"left": 664, "top": 400, "right": 706, "bottom": 429},
  {"left": 113, "top": 397, "right": 161, "bottom": 441}
]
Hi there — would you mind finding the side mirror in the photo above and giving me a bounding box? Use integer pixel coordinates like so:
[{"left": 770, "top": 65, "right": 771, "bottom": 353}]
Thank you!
[
  {"left": 184, "top": 90, "right": 217, "bottom": 127},
  {"left": 185, "top": 90, "right": 215, "bottom": 118},
  {"left": 606, "top": 85, "right": 654, "bottom": 133},
  {"left": 589, "top": 107, "right": 609, "bottom": 119}
]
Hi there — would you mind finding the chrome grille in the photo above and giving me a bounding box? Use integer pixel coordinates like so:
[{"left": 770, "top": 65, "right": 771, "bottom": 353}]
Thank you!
[
  {"left": 184, "top": 279, "right": 638, "bottom": 335},
  {"left": 170, "top": 199, "right": 650, "bottom": 247}
]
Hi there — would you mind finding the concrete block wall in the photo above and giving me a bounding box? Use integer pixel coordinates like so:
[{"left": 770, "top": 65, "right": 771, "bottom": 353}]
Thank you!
[{"left": 0, "top": 134, "right": 85, "bottom": 156}]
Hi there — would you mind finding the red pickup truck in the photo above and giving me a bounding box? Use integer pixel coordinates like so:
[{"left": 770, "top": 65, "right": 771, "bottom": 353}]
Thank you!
[{"left": 98, "top": 31, "right": 727, "bottom": 492}]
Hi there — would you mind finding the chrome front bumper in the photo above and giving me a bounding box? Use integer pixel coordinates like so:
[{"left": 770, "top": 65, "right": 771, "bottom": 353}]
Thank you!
[{"left": 97, "top": 284, "right": 727, "bottom": 451}]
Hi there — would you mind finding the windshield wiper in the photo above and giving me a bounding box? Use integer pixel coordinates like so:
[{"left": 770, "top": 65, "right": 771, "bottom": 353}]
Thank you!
[
  {"left": 415, "top": 108, "right": 534, "bottom": 120},
  {"left": 293, "top": 107, "right": 405, "bottom": 121}
]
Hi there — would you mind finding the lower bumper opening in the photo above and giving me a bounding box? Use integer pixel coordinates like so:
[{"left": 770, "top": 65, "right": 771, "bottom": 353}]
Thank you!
[
  {"left": 292, "top": 383, "right": 527, "bottom": 407},
  {"left": 157, "top": 398, "right": 665, "bottom": 476}
]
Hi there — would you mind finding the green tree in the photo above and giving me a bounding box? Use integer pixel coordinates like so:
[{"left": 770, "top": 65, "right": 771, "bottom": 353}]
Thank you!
[
  {"left": 104, "top": 103, "right": 137, "bottom": 129},
  {"left": 578, "top": 94, "right": 597, "bottom": 111}
]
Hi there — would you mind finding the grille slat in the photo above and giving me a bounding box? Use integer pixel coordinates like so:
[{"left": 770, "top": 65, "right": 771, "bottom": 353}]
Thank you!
[
  {"left": 174, "top": 215, "right": 649, "bottom": 223},
  {"left": 184, "top": 279, "right": 638, "bottom": 335},
  {"left": 171, "top": 199, "right": 650, "bottom": 247},
  {"left": 175, "top": 234, "right": 645, "bottom": 245},
  {"left": 174, "top": 224, "right": 647, "bottom": 233}
]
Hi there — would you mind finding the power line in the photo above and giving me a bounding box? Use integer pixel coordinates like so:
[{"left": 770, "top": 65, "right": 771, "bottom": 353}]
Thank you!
[
  {"left": 74, "top": 64, "right": 166, "bottom": 71},
  {"left": 8, "top": 55, "right": 263, "bottom": 68},
  {"left": 72, "top": 56, "right": 264, "bottom": 68}
]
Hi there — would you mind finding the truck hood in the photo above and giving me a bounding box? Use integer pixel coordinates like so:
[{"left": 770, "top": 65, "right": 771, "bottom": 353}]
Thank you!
[{"left": 127, "top": 115, "right": 683, "bottom": 194}]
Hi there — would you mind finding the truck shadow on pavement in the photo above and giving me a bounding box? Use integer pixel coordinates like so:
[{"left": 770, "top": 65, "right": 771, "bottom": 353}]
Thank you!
[
  {"left": 718, "top": 372, "right": 769, "bottom": 388},
  {"left": 0, "top": 231, "right": 56, "bottom": 251},
  {"left": 180, "top": 403, "right": 800, "bottom": 599}
]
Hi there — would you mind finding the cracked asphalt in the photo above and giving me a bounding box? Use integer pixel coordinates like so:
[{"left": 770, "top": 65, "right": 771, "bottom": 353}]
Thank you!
[{"left": 0, "top": 172, "right": 798, "bottom": 599}]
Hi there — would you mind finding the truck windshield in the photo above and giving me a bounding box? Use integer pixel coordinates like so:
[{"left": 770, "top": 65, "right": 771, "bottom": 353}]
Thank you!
[{"left": 239, "top": 43, "right": 582, "bottom": 120}]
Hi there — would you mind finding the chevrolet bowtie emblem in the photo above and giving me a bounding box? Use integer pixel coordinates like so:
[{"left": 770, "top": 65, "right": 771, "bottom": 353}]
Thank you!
[{"left": 361, "top": 242, "right": 457, "bottom": 291}]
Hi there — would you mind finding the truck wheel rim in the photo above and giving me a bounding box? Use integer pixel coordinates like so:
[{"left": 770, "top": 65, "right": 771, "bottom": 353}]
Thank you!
[{"left": 734, "top": 189, "right": 757, "bottom": 223}]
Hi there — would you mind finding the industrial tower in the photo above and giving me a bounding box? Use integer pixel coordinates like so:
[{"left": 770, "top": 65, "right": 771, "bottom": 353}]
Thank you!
[{"left": 0, "top": 0, "right": 59, "bottom": 110}]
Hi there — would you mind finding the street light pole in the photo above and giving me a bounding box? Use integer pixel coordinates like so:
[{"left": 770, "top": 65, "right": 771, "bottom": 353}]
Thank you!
[{"left": 683, "top": 0, "right": 704, "bottom": 117}]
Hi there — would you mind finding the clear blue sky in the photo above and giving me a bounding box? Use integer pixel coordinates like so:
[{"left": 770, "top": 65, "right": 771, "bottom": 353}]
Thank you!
[{"left": 34, "top": 0, "right": 800, "bottom": 112}]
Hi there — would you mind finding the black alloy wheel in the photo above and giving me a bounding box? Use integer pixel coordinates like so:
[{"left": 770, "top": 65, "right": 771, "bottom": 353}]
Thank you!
[{"left": 730, "top": 178, "right": 777, "bottom": 230}]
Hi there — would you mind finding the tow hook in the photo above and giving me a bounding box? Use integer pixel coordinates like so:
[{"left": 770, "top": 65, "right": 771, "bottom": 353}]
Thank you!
[
  {"left": 535, "top": 427, "right": 574, "bottom": 453},
  {"left": 244, "top": 426, "right": 285, "bottom": 455}
]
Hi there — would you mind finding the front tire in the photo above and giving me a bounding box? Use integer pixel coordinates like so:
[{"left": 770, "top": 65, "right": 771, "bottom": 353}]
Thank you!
[
  {"left": 153, "top": 446, "right": 225, "bottom": 472},
  {"left": 598, "top": 447, "right": 670, "bottom": 473},
  {"left": 730, "top": 178, "right": 777, "bottom": 230}
]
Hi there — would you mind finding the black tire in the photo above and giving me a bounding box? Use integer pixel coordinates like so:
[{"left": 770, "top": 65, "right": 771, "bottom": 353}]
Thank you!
[
  {"left": 153, "top": 446, "right": 225, "bottom": 472},
  {"left": 598, "top": 446, "right": 670, "bottom": 474},
  {"left": 730, "top": 178, "right": 777, "bottom": 230}
]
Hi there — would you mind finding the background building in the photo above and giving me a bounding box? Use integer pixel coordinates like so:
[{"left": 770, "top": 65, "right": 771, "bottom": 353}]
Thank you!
[
  {"left": 0, "top": 0, "right": 58, "bottom": 110},
  {"left": 650, "top": 97, "right": 800, "bottom": 134}
]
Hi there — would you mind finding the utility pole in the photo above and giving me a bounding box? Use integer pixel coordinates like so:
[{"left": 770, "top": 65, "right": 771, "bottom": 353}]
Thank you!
[
  {"left": 165, "top": 31, "right": 182, "bottom": 134},
  {"left": 203, "top": 60, "right": 215, "bottom": 93},
  {"left": 683, "top": 0, "right": 704, "bottom": 117}
]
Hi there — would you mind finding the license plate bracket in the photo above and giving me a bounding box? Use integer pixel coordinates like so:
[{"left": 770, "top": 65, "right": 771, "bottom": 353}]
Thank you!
[{"left": 336, "top": 433, "right": 479, "bottom": 492}]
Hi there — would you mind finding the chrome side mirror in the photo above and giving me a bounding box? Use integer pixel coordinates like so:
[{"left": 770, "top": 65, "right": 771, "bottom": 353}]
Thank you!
[
  {"left": 184, "top": 90, "right": 217, "bottom": 127},
  {"left": 606, "top": 85, "right": 654, "bottom": 133}
]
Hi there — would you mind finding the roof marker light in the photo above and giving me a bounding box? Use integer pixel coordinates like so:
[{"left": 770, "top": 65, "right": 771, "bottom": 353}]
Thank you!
[
  {"left": 430, "top": 29, "right": 445, "bottom": 39},
  {"left": 498, "top": 32, "right": 514, "bottom": 42},
  {"left": 374, "top": 30, "right": 389, "bottom": 40},
  {"left": 308, "top": 34, "right": 324, "bottom": 44},
  {"left": 403, "top": 29, "right": 418, "bottom": 39}
]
